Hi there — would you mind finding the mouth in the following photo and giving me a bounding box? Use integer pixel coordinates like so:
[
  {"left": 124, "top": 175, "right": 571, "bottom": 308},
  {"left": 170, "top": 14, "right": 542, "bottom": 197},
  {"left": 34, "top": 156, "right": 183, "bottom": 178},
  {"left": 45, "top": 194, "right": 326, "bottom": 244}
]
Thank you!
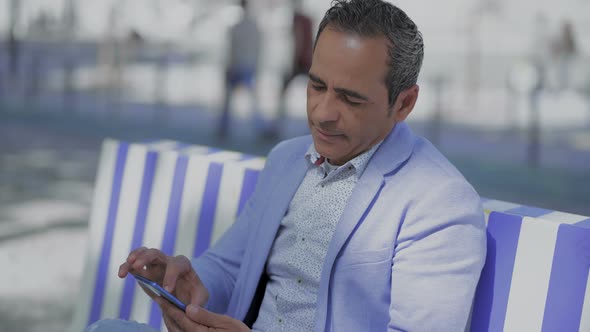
[{"left": 314, "top": 127, "right": 344, "bottom": 141}]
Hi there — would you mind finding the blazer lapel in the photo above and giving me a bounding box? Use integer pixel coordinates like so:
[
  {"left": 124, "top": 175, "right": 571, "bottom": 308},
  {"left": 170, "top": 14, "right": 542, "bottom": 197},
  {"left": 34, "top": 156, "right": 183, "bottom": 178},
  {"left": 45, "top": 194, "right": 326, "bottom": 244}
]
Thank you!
[
  {"left": 314, "top": 121, "right": 416, "bottom": 330},
  {"left": 233, "top": 141, "right": 310, "bottom": 318},
  {"left": 254, "top": 155, "right": 309, "bottom": 249},
  {"left": 252, "top": 139, "right": 313, "bottom": 257}
]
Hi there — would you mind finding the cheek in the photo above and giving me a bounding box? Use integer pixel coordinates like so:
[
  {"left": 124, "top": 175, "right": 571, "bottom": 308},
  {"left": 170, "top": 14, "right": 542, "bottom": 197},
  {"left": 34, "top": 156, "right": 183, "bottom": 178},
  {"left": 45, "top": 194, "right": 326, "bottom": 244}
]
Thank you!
[
  {"left": 342, "top": 112, "right": 365, "bottom": 135},
  {"left": 306, "top": 93, "right": 320, "bottom": 115},
  {"left": 347, "top": 113, "right": 380, "bottom": 141}
]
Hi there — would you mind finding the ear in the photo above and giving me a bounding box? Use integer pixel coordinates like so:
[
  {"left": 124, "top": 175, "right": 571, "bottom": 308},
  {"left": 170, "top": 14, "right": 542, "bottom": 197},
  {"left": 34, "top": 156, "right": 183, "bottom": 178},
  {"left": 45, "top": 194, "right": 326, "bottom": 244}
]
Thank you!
[{"left": 392, "top": 84, "right": 419, "bottom": 122}]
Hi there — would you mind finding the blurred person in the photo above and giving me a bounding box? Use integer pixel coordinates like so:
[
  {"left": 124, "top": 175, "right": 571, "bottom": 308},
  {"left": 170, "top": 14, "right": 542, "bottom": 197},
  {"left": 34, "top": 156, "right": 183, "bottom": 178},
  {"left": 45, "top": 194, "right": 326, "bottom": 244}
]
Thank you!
[
  {"left": 217, "top": 0, "right": 262, "bottom": 139},
  {"left": 551, "top": 20, "right": 578, "bottom": 91},
  {"left": 264, "top": 0, "right": 314, "bottom": 138},
  {"left": 89, "top": 0, "right": 486, "bottom": 331}
]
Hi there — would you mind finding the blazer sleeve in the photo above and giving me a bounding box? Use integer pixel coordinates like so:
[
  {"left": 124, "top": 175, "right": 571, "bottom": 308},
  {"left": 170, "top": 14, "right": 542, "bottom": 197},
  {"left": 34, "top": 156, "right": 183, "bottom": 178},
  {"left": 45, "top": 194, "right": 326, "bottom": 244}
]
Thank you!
[{"left": 388, "top": 178, "right": 487, "bottom": 332}]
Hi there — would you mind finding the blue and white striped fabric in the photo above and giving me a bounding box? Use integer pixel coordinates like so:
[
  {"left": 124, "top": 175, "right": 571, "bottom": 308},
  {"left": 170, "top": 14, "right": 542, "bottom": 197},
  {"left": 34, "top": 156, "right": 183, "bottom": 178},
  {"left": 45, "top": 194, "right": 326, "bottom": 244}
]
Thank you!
[
  {"left": 470, "top": 212, "right": 590, "bottom": 332},
  {"left": 69, "top": 139, "right": 265, "bottom": 332},
  {"left": 71, "top": 139, "right": 590, "bottom": 332},
  {"left": 482, "top": 198, "right": 590, "bottom": 228}
]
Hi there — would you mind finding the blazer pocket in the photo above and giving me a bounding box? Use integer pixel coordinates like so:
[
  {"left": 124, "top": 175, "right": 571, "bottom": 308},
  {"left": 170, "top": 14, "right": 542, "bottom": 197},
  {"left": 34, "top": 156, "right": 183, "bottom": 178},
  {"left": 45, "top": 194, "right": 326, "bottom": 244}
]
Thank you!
[{"left": 336, "top": 246, "right": 392, "bottom": 270}]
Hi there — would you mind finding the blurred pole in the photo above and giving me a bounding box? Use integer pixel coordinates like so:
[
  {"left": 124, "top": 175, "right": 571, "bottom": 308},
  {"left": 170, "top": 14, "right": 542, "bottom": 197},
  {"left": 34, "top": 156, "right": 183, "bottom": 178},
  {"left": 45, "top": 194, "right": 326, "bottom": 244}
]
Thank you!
[
  {"left": 8, "top": 0, "right": 21, "bottom": 80},
  {"left": 584, "top": 74, "right": 590, "bottom": 128},
  {"left": 504, "top": 71, "right": 517, "bottom": 133},
  {"left": 429, "top": 74, "right": 445, "bottom": 146},
  {"left": 26, "top": 44, "right": 42, "bottom": 109},
  {"left": 62, "top": 0, "right": 78, "bottom": 113},
  {"left": 0, "top": 40, "right": 3, "bottom": 98},
  {"left": 154, "top": 45, "right": 170, "bottom": 123},
  {"left": 527, "top": 90, "right": 540, "bottom": 168},
  {"left": 465, "top": 16, "right": 480, "bottom": 113},
  {"left": 101, "top": 3, "right": 122, "bottom": 120},
  {"left": 508, "top": 59, "right": 543, "bottom": 168},
  {"left": 465, "top": 0, "right": 501, "bottom": 116},
  {"left": 527, "top": 65, "right": 543, "bottom": 168}
]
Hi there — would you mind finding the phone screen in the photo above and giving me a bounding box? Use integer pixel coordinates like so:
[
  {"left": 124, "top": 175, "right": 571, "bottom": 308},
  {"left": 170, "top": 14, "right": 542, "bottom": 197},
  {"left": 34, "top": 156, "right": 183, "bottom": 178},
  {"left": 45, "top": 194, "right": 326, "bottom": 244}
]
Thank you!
[{"left": 131, "top": 274, "right": 187, "bottom": 312}]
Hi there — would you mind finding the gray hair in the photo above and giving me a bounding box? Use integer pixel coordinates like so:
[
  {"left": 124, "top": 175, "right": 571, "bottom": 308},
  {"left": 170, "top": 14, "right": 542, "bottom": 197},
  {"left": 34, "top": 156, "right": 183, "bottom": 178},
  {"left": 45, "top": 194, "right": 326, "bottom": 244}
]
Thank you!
[{"left": 315, "top": 0, "right": 424, "bottom": 106}]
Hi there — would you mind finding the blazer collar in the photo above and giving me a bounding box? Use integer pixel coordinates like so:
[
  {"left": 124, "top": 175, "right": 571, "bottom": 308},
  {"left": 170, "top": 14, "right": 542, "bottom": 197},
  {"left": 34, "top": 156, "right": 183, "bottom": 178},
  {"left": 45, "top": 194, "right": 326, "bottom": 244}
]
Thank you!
[
  {"left": 302, "top": 121, "right": 415, "bottom": 177},
  {"left": 369, "top": 121, "right": 416, "bottom": 177}
]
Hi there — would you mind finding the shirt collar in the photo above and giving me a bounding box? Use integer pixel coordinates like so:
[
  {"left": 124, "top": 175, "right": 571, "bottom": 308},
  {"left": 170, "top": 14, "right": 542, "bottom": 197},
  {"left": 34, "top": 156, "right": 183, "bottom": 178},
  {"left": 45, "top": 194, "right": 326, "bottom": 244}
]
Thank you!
[{"left": 305, "top": 141, "right": 383, "bottom": 178}]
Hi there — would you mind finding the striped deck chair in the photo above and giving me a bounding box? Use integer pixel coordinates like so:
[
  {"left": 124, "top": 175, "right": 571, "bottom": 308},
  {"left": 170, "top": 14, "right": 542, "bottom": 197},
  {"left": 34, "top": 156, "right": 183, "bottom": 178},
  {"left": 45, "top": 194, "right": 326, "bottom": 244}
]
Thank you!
[
  {"left": 482, "top": 198, "right": 590, "bottom": 227},
  {"left": 71, "top": 139, "right": 590, "bottom": 331},
  {"left": 469, "top": 212, "right": 590, "bottom": 332},
  {"left": 69, "top": 139, "right": 265, "bottom": 332}
]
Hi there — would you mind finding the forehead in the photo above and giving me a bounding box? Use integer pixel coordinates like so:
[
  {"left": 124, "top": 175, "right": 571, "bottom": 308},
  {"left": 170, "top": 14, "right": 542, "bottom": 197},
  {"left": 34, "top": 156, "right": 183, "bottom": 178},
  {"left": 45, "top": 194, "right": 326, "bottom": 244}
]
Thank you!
[{"left": 312, "top": 27, "right": 390, "bottom": 87}]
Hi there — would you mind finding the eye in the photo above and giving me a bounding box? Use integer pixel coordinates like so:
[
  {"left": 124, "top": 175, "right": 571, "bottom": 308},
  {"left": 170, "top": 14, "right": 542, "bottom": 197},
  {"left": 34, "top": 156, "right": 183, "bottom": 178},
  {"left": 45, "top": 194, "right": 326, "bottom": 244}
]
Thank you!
[
  {"left": 311, "top": 84, "right": 326, "bottom": 91},
  {"left": 343, "top": 96, "right": 362, "bottom": 106}
]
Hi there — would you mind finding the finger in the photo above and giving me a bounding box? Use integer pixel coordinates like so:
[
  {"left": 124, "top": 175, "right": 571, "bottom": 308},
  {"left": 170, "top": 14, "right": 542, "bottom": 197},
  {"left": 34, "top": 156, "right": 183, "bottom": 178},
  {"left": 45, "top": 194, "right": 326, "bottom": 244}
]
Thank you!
[
  {"left": 157, "top": 298, "right": 208, "bottom": 332},
  {"left": 131, "top": 248, "right": 167, "bottom": 272},
  {"left": 118, "top": 262, "right": 131, "bottom": 278},
  {"left": 156, "top": 297, "right": 182, "bottom": 326},
  {"left": 126, "top": 246, "right": 148, "bottom": 264},
  {"left": 186, "top": 305, "right": 227, "bottom": 328},
  {"left": 190, "top": 284, "right": 209, "bottom": 307},
  {"left": 158, "top": 298, "right": 183, "bottom": 332},
  {"left": 162, "top": 255, "right": 191, "bottom": 293},
  {"left": 162, "top": 314, "right": 182, "bottom": 332},
  {"left": 119, "top": 247, "right": 148, "bottom": 278}
]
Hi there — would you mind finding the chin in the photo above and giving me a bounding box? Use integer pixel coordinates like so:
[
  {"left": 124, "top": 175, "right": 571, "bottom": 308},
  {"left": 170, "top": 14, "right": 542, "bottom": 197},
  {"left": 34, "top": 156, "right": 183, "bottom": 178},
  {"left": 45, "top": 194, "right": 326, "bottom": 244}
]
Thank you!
[
  {"left": 312, "top": 140, "right": 328, "bottom": 154},
  {"left": 312, "top": 142, "right": 335, "bottom": 160}
]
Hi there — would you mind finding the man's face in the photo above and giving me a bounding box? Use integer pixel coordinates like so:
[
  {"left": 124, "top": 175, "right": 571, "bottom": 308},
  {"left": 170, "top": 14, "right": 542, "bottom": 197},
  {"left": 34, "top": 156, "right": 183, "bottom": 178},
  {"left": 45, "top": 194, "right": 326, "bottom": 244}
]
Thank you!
[{"left": 306, "top": 27, "right": 397, "bottom": 165}]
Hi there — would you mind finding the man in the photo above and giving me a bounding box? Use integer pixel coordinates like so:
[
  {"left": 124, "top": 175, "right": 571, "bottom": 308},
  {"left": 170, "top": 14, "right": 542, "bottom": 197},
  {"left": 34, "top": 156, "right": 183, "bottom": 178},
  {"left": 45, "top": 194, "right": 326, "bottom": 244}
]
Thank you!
[
  {"left": 113, "top": 0, "right": 486, "bottom": 331},
  {"left": 218, "top": 0, "right": 262, "bottom": 139},
  {"left": 265, "top": 0, "right": 314, "bottom": 138}
]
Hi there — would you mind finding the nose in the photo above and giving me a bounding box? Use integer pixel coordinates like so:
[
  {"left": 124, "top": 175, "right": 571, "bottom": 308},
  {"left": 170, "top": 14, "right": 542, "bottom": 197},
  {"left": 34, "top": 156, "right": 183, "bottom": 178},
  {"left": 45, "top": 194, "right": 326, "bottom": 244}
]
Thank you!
[{"left": 313, "top": 91, "right": 341, "bottom": 124}]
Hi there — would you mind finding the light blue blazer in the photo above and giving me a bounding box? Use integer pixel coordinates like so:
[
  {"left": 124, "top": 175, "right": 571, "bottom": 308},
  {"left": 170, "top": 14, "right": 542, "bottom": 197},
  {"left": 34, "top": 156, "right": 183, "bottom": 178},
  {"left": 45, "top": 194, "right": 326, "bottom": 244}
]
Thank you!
[{"left": 193, "top": 122, "right": 487, "bottom": 331}]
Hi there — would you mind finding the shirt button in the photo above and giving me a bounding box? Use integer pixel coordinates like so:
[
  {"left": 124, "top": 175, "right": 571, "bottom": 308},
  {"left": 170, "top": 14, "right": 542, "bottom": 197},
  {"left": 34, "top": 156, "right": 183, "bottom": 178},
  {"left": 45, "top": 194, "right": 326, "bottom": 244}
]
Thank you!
[
  {"left": 297, "top": 278, "right": 302, "bottom": 284},
  {"left": 348, "top": 166, "right": 353, "bottom": 170},
  {"left": 301, "top": 237, "right": 305, "bottom": 242},
  {"left": 278, "top": 318, "right": 283, "bottom": 323}
]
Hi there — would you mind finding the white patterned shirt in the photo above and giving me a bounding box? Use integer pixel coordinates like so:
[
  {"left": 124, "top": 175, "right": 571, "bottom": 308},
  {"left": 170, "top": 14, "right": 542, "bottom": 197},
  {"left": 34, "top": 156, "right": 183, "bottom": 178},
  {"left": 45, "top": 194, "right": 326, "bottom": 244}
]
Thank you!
[{"left": 252, "top": 141, "right": 382, "bottom": 331}]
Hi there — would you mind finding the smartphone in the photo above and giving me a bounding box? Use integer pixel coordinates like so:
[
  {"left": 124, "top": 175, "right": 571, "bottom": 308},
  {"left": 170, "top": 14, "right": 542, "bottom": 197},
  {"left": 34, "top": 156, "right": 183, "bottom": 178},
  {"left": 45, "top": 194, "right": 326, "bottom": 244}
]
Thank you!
[{"left": 131, "top": 273, "right": 187, "bottom": 312}]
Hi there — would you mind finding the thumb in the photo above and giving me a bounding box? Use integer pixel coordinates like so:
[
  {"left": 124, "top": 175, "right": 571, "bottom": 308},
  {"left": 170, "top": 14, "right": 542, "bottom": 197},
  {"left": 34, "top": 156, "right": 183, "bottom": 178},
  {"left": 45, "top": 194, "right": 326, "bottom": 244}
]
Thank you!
[{"left": 186, "top": 305, "right": 223, "bottom": 327}]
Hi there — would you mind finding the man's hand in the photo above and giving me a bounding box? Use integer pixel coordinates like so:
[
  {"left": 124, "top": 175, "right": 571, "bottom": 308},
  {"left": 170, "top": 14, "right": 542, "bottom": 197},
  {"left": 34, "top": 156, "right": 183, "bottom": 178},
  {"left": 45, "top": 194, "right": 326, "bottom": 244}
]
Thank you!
[
  {"left": 118, "top": 247, "right": 209, "bottom": 307},
  {"left": 157, "top": 297, "right": 251, "bottom": 332}
]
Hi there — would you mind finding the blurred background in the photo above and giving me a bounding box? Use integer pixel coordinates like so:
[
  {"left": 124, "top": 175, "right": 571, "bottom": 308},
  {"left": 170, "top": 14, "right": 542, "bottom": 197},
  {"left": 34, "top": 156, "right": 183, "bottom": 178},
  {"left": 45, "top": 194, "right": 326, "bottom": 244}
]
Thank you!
[{"left": 0, "top": 0, "right": 589, "bottom": 331}]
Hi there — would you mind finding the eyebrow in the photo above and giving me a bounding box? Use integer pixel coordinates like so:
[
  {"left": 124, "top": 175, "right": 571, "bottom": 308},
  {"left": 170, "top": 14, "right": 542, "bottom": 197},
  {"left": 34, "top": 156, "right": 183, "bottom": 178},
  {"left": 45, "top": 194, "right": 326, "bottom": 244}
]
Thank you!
[{"left": 308, "top": 73, "right": 372, "bottom": 103}]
